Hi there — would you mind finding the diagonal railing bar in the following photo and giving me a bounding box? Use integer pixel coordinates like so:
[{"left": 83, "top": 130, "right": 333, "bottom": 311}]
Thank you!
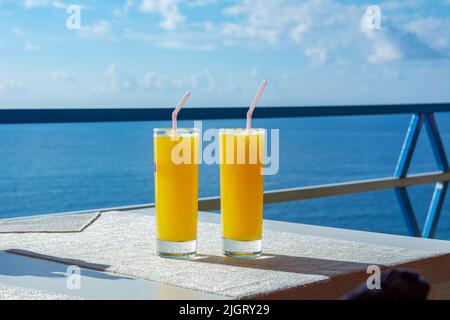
[
  {"left": 424, "top": 114, "right": 450, "bottom": 172},
  {"left": 394, "top": 114, "right": 424, "bottom": 178},
  {"left": 395, "top": 188, "right": 421, "bottom": 237}
]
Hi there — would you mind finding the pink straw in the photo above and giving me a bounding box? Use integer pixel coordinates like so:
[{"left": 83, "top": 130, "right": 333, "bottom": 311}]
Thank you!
[
  {"left": 172, "top": 91, "right": 191, "bottom": 131},
  {"left": 246, "top": 80, "right": 267, "bottom": 130}
]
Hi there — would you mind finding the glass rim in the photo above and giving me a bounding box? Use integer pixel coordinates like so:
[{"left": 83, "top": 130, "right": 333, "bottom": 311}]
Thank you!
[
  {"left": 219, "top": 128, "right": 265, "bottom": 134},
  {"left": 153, "top": 128, "right": 199, "bottom": 133}
]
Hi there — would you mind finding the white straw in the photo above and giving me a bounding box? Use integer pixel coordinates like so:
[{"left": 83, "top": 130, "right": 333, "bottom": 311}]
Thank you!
[
  {"left": 246, "top": 80, "right": 267, "bottom": 130},
  {"left": 172, "top": 91, "right": 191, "bottom": 131}
]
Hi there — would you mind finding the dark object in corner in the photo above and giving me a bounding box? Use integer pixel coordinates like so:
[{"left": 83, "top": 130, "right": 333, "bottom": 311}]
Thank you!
[{"left": 342, "top": 269, "right": 430, "bottom": 300}]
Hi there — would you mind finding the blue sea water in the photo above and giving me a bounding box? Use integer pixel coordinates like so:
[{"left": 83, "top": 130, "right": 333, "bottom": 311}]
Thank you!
[{"left": 1, "top": 113, "right": 449, "bottom": 240}]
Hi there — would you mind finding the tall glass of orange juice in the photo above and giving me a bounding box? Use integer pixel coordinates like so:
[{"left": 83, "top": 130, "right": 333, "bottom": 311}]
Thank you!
[
  {"left": 220, "top": 128, "right": 265, "bottom": 258},
  {"left": 154, "top": 128, "right": 199, "bottom": 259}
]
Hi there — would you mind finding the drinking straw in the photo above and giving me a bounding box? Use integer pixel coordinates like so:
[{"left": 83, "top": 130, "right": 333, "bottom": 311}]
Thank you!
[
  {"left": 246, "top": 80, "right": 267, "bottom": 130},
  {"left": 172, "top": 91, "right": 191, "bottom": 131}
]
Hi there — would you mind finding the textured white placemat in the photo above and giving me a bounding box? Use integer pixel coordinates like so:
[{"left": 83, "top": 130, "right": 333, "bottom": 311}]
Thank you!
[
  {"left": 0, "top": 284, "right": 82, "bottom": 300},
  {"left": 0, "top": 211, "right": 436, "bottom": 298},
  {"left": 0, "top": 212, "right": 100, "bottom": 234}
]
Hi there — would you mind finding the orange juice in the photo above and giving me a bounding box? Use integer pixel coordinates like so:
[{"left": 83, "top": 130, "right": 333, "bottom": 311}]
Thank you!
[
  {"left": 220, "top": 129, "right": 265, "bottom": 257},
  {"left": 154, "top": 128, "right": 199, "bottom": 258}
]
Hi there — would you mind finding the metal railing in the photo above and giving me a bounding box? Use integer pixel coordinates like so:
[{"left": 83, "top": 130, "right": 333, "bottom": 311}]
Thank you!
[{"left": 2, "top": 103, "right": 450, "bottom": 238}]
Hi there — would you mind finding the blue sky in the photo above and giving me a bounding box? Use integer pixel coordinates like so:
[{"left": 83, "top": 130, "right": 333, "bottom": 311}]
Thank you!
[{"left": 0, "top": 0, "right": 449, "bottom": 108}]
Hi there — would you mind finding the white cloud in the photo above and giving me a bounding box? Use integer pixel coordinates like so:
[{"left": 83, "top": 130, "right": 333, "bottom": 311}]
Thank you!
[
  {"left": 361, "top": 19, "right": 402, "bottom": 64},
  {"left": 220, "top": 0, "right": 357, "bottom": 48},
  {"left": 304, "top": 47, "right": 328, "bottom": 66},
  {"left": 226, "top": 74, "right": 242, "bottom": 93},
  {"left": 106, "top": 63, "right": 137, "bottom": 92},
  {"left": 12, "top": 27, "right": 26, "bottom": 37},
  {"left": 190, "top": 68, "right": 216, "bottom": 92},
  {"left": 126, "top": 0, "right": 428, "bottom": 68},
  {"left": 51, "top": 0, "right": 66, "bottom": 9},
  {"left": 144, "top": 72, "right": 185, "bottom": 91},
  {"left": 143, "top": 69, "right": 216, "bottom": 92},
  {"left": 25, "top": 42, "right": 42, "bottom": 51},
  {"left": 243, "top": 66, "right": 258, "bottom": 79},
  {"left": 78, "top": 20, "right": 111, "bottom": 39},
  {"left": 23, "top": 0, "right": 49, "bottom": 8},
  {"left": 144, "top": 73, "right": 168, "bottom": 89},
  {"left": 404, "top": 17, "right": 450, "bottom": 52},
  {"left": 218, "top": 0, "right": 365, "bottom": 68},
  {"left": 186, "top": 0, "right": 216, "bottom": 7},
  {"left": 124, "top": 0, "right": 134, "bottom": 11},
  {"left": 50, "top": 71, "right": 75, "bottom": 82},
  {"left": 123, "top": 26, "right": 218, "bottom": 50},
  {"left": 0, "top": 81, "right": 26, "bottom": 92},
  {"left": 249, "top": 66, "right": 258, "bottom": 78},
  {"left": 218, "top": 0, "right": 448, "bottom": 65},
  {"left": 222, "top": 0, "right": 285, "bottom": 45},
  {"left": 22, "top": 0, "right": 67, "bottom": 9},
  {"left": 290, "top": 23, "right": 310, "bottom": 43},
  {"left": 139, "top": 0, "right": 185, "bottom": 30},
  {"left": 361, "top": 14, "right": 446, "bottom": 64},
  {"left": 381, "top": 0, "right": 425, "bottom": 11},
  {"left": 16, "top": 0, "right": 447, "bottom": 68},
  {"left": 112, "top": 0, "right": 134, "bottom": 17},
  {"left": 367, "top": 40, "right": 402, "bottom": 64}
]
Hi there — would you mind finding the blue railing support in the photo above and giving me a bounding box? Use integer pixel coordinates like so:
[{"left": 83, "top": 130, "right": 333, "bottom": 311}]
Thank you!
[
  {"left": 395, "top": 113, "right": 450, "bottom": 238},
  {"left": 394, "top": 188, "right": 421, "bottom": 237}
]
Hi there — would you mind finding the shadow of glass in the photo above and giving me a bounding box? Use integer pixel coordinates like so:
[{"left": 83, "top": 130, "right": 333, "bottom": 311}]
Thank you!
[
  {"left": 191, "top": 253, "right": 376, "bottom": 277},
  {"left": 1, "top": 249, "right": 131, "bottom": 281}
]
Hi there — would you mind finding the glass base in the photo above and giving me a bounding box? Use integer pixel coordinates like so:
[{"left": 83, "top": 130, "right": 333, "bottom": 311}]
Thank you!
[
  {"left": 222, "top": 238, "right": 262, "bottom": 259},
  {"left": 157, "top": 239, "right": 196, "bottom": 259}
]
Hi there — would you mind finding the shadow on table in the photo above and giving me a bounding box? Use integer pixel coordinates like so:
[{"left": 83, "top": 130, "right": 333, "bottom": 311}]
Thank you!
[
  {"left": 0, "top": 249, "right": 131, "bottom": 280},
  {"left": 192, "top": 253, "right": 375, "bottom": 277}
]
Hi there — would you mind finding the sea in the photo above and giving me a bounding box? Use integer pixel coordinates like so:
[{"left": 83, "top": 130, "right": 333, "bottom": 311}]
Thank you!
[{"left": 1, "top": 113, "right": 449, "bottom": 240}]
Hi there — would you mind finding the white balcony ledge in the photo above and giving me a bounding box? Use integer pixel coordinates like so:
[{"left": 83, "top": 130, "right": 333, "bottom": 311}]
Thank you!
[{"left": 0, "top": 208, "right": 449, "bottom": 300}]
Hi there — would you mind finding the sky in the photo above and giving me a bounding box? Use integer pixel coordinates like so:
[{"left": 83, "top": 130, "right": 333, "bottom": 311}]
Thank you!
[{"left": 0, "top": 0, "right": 449, "bottom": 108}]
